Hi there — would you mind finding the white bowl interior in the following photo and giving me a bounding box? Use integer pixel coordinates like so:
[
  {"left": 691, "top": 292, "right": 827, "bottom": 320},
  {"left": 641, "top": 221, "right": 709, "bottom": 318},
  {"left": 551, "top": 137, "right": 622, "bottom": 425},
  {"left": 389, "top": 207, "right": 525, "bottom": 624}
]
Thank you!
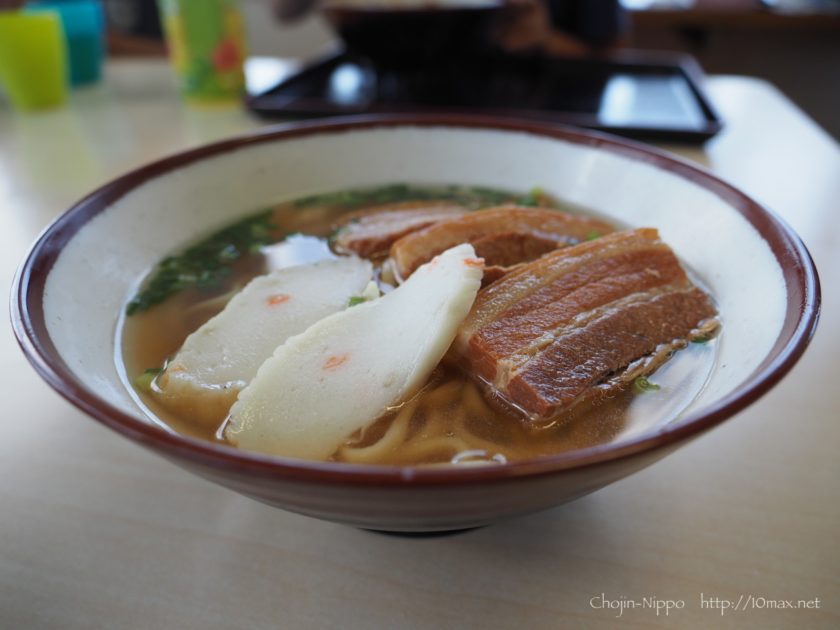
[{"left": 43, "top": 125, "right": 786, "bottom": 439}]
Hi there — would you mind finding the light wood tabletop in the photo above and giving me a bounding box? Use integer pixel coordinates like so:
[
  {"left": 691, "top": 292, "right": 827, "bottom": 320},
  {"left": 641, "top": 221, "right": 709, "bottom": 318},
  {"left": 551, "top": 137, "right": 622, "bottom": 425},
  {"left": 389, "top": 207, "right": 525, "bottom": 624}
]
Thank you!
[{"left": 1, "top": 61, "right": 837, "bottom": 629}]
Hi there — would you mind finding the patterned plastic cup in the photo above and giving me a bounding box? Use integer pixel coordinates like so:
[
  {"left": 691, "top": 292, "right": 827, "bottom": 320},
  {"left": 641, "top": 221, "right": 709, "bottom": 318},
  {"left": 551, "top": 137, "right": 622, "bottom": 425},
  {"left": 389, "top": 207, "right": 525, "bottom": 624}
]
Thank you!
[{"left": 157, "top": 0, "right": 247, "bottom": 103}]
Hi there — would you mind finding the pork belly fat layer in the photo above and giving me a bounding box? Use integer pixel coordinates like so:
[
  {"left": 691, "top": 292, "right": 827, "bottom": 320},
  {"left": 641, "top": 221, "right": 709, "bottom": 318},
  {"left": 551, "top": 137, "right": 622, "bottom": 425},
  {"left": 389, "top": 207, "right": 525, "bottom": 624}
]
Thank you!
[
  {"left": 390, "top": 206, "right": 615, "bottom": 279},
  {"left": 471, "top": 244, "right": 687, "bottom": 369},
  {"left": 332, "top": 201, "right": 467, "bottom": 257},
  {"left": 458, "top": 228, "right": 672, "bottom": 355},
  {"left": 457, "top": 228, "right": 717, "bottom": 419},
  {"left": 507, "top": 287, "right": 717, "bottom": 417}
]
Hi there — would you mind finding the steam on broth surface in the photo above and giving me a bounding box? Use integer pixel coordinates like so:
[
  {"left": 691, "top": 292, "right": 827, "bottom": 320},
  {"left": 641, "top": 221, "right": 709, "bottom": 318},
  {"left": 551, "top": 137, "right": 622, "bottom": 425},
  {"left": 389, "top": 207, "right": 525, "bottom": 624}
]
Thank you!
[{"left": 118, "top": 184, "right": 719, "bottom": 466}]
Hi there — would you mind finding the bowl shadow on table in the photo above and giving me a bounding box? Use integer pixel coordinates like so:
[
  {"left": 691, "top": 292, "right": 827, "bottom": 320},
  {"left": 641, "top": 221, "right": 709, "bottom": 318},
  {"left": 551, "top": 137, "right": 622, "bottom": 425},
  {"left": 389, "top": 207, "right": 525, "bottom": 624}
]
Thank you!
[
  {"left": 272, "top": 495, "right": 623, "bottom": 618},
  {"left": 352, "top": 493, "right": 616, "bottom": 552},
  {"left": 207, "top": 492, "right": 621, "bottom": 613}
]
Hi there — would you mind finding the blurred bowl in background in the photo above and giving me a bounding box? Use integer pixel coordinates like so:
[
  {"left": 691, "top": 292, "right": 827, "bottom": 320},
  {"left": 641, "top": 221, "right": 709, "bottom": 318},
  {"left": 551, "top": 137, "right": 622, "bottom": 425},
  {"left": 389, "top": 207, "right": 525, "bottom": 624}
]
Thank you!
[{"left": 321, "top": 0, "right": 507, "bottom": 66}]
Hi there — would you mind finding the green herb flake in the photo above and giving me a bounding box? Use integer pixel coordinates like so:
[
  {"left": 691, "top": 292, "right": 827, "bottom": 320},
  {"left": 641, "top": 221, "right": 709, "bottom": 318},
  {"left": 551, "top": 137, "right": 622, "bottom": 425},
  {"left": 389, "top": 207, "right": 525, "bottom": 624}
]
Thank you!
[
  {"left": 585, "top": 231, "right": 600, "bottom": 241},
  {"left": 134, "top": 367, "right": 163, "bottom": 391},
  {"left": 347, "top": 296, "right": 367, "bottom": 307},
  {"left": 126, "top": 211, "right": 276, "bottom": 315},
  {"left": 517, "top": 187, "right": 544, "bottom": 207},
  {"left": 633, "top": 376, "right": 661, "bottom": 394},
  {"left": 465, "top": 186, "right": 515, "bottom": 208},
  {"left": 292, "top": 183, "right": 549, "bottom": 212},
  {"left": 294, "top": 184, "right": 419, "bottom": 209},
  {"left": 327, "top": 225, "right": 343, "bottom": 245}
]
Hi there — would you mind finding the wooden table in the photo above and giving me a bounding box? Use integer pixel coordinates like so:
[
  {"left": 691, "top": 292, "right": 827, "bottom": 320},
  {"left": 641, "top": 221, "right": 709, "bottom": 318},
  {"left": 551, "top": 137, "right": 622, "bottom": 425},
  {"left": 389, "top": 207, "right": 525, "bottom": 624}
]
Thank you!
[{"left": 1, "top": 61, "right": 838, "bottom": 629}]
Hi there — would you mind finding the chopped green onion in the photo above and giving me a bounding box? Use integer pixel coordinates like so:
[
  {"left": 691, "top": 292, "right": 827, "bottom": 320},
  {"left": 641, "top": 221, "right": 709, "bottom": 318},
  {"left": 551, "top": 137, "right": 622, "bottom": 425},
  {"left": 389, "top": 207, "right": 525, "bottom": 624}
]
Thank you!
[
  {"left": 126, "top": 210, "right": 276, "bottom": 316},
  {"left": 517, "top": 187, "right": 544, "bottom": 207},
  {"left": 134, "top": 367, "right": 163, "bottom": 392},
  {"left": 347, "top": 296, "right": 366, "bottom": 307},
  {"left": 633, "top": 376, "right": 661, "bottom": 394},
  {"left": 585, "top": 231, "right": 600, "bottom": 241},
  {"left": 293, "top": 184, "right": 549, "bottom": 211}
]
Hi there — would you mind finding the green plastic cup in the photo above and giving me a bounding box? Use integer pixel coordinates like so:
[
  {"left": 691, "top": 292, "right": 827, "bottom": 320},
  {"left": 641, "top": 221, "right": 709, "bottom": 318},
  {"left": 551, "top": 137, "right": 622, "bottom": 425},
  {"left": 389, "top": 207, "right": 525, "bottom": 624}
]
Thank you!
[{"left": 0, "top": 11, "right": 68, "bottom": 111}]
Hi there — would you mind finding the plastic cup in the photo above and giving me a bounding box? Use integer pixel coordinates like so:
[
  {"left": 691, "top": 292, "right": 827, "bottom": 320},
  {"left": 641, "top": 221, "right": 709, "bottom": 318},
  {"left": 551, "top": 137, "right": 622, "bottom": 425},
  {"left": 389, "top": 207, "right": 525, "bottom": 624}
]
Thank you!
[
  {"left": 0, "top": 11, "right": 68, "bottom": 111},
  {"left": 157, "top": 0, "right": 247, "bottom": 103},
  {"left": 26, "top": 1, "right": 106, "bottom": 86}
]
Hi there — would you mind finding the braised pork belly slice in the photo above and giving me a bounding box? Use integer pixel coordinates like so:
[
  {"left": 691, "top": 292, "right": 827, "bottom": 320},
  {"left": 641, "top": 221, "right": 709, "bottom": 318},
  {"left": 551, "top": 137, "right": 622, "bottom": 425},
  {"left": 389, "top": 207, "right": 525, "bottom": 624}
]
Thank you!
[
  {"left": 331, "top": 200, "right": 467, "bottom": 257},
  {"left": 455, "top": 228, "right": 718, "bottom": 419},
  {"left": 389, "top": 206, "right": 614, "bottom": 281}
]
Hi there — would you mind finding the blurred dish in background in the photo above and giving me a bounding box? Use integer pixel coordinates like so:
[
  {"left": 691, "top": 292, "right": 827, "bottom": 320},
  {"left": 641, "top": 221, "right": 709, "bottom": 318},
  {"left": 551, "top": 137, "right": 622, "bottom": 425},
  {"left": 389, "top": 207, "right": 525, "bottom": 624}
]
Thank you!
[
  {"left": 320, "top": 0, "right": 507, "bottom": 67},
  {"left": 287, "top": 0, "right": 628, "bottom": 64}
]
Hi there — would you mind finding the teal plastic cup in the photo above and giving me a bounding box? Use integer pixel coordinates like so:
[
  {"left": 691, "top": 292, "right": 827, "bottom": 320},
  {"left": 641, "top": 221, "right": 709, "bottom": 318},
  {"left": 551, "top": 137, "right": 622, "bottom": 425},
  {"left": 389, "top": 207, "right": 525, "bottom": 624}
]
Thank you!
[
  {"left": 27, "top": 1, "right": 105, "bottom": 86},
  {"left": 0, "top": 11, "right": 68, "bottom": 110}
]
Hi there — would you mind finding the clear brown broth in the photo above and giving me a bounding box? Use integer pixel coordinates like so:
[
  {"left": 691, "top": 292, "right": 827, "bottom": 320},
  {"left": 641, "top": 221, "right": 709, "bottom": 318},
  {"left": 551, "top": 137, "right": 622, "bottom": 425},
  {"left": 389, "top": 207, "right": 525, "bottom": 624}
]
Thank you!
[{"left": 118, "top": 187, "right": 718, "bottom": 465}]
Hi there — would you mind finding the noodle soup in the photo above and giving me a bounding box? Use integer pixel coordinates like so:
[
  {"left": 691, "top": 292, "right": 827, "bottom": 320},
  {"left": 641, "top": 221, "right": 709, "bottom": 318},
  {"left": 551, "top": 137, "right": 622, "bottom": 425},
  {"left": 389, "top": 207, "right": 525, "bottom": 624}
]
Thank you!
[{"left": 118, "top": 184, "right": 719, "bottom": 466}]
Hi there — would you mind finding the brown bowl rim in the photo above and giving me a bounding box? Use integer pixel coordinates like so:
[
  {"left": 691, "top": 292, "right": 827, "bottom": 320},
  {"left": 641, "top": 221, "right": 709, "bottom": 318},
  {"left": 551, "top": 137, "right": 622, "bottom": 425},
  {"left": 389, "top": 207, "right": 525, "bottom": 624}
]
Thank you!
[{"left": 10, "top": 114, "right": 820, "bottom": 487}]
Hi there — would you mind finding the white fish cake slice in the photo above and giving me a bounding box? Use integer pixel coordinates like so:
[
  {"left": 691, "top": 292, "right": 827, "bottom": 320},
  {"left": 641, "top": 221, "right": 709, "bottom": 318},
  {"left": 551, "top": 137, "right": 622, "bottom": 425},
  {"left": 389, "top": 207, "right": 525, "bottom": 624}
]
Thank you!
[
  {"left": 225, "top": 243, "right": 484, "bottom": 461},
  {"left": 154, "top": 257, "right": 373, "bottom": 425}
]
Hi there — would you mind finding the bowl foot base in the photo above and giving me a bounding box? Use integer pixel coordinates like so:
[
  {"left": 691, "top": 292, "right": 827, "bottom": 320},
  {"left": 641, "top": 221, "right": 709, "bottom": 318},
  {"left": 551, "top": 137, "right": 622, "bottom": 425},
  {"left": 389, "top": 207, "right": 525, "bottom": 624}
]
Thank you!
[{"left": 361, "top": 526, "right": 482, "bottom": 538}]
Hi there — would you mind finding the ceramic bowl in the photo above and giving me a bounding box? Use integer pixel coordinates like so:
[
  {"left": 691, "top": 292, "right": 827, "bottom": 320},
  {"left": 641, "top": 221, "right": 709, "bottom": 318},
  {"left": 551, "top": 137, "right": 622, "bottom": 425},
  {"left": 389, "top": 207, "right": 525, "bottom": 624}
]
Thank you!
[
  {"left": 11, "top": 116, "right": 819, "bottom": 532},
  {"left": 321, "top": 0, "right": 506, "bottom": 66}
]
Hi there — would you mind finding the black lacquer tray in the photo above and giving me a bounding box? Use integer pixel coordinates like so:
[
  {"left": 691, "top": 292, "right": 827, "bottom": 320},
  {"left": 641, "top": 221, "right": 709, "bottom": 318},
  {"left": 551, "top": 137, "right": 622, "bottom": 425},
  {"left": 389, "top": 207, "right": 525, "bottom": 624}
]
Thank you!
[{"left": 247, "top": 50, "right": 723, "bottom": 143}]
